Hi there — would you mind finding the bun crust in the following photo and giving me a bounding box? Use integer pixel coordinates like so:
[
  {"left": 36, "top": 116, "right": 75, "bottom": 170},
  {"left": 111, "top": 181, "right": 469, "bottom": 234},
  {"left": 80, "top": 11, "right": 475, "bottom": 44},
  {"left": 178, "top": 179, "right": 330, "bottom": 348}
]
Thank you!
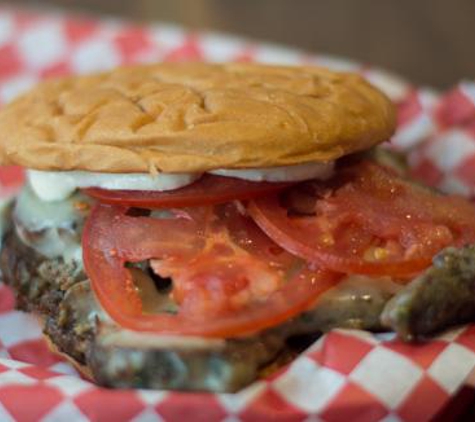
[{"left": 0, "top": 63, "right": 395, "bottom": 173}]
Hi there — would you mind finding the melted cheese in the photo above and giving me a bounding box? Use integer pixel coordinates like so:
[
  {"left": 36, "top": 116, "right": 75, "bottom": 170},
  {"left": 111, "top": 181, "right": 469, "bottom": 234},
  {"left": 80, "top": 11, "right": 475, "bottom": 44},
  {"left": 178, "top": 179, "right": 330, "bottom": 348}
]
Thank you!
[
  {"left": 13, "top": 185, "right": 89, "bottom": 262},
  {"left": 99, "top": 329, "right": 226, "bottom": 350}
]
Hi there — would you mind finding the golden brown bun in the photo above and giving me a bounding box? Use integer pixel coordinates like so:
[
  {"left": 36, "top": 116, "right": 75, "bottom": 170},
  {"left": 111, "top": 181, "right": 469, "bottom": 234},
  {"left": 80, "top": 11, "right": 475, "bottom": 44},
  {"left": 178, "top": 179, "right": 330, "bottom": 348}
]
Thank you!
[{"left": 0, "top": 62, "right": 395, "bottom": 173}]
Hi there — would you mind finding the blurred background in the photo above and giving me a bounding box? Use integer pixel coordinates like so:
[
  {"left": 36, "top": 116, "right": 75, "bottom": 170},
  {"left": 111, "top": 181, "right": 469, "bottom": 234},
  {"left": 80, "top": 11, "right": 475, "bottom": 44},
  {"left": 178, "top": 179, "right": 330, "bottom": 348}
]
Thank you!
[{"left": 2, "top": 0, "right": 475, "bottom": 88}]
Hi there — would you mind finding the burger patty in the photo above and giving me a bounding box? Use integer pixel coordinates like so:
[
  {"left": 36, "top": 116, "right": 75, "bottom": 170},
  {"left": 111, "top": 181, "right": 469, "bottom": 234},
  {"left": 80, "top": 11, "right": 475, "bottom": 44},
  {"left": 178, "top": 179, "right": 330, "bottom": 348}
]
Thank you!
[
  {"left": 382, "top": 245, "right": 475, "bottom": 341},
  {"left": 3, "top": 185, "right": 475, "bottom": 391},
  {"left": 0, "top": 229, "right": 90, "bottom": 361},
  {"left": 1, "top": 228, "right": 291, "bottom": 392},
  {"left": 0, "top": 227, "right": 390, "bottom": 391}
]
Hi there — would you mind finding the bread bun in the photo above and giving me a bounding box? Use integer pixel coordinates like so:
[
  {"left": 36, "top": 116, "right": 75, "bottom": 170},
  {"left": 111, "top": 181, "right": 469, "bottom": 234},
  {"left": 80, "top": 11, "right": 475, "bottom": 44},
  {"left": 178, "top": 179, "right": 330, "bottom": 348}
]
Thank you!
[{"left": 0, "top": 63, "right": 395, "bottom": 173}]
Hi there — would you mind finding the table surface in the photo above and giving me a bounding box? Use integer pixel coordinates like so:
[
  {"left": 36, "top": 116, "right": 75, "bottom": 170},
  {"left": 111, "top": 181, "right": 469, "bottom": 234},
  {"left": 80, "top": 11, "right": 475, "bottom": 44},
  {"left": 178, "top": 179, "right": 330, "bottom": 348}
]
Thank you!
[{"left": 3, "top": 0, "right": 475, "bottom": 89}]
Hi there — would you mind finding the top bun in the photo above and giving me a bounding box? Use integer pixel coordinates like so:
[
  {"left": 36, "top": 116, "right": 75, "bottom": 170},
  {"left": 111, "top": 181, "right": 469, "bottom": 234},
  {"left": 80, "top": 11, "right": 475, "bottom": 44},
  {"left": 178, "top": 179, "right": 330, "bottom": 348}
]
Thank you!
[{"left": 0, "top": 63, "right": 395, "bottom": 173}]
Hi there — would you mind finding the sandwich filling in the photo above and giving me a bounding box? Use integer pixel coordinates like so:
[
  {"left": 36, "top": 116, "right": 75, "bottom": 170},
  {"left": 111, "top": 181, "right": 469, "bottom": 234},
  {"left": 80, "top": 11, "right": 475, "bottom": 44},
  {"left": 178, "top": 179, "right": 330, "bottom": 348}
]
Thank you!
[
  {"left": 78, "top": 158, "right": 475, "bottom": 338},
  {"left": 4, "top": 154, "right": 475, "bottom": 392}
]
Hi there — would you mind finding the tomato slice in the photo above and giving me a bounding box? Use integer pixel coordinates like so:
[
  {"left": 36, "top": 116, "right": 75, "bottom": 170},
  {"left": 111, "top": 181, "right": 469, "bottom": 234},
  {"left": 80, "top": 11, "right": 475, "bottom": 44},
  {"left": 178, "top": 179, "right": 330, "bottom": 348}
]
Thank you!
[
  {"left": 83, "top": 174, "right": 292, "bottom": 208},
  {"left": 248, "top": 161, "right": 475, "bottom": 276},
  {"left": 82, "top": 203, "right": 340, "bottom": 337}
]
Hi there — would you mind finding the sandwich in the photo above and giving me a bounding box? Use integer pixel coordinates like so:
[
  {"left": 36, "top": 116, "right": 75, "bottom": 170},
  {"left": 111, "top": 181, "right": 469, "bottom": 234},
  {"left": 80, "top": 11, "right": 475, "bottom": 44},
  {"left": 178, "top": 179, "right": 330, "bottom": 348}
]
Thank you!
[{"left": 1, "top": 62, "right": 475, "bottom": 393}]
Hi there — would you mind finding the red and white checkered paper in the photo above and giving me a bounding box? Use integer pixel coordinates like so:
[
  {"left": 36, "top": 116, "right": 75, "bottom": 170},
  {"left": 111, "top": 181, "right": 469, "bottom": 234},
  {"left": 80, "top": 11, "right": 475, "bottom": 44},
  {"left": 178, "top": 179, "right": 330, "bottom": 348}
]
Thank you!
[{"left": 0, "top": 7, "right": 475, "bottom": 422}]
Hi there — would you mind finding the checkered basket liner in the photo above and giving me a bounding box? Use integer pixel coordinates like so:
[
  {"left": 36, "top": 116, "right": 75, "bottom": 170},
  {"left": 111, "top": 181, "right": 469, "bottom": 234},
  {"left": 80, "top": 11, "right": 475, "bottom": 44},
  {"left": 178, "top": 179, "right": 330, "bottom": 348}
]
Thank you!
[{"left": 0, "top": 7, "right": 474, "bottom": 421}]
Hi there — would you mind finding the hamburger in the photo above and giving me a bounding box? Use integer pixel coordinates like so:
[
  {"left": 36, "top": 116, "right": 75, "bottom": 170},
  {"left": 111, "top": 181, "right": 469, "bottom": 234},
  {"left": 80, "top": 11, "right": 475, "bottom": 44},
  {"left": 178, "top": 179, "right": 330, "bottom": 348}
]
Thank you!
[{"left": 1, "top": 62, "right": 475, "bottom": 392}]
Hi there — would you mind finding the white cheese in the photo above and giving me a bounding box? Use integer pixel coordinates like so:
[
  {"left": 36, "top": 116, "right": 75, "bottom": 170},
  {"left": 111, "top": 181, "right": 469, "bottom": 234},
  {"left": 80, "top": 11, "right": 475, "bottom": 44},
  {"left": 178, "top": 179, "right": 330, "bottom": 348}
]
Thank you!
[
  {"left": 210, "top": 161, "right": 334, "bottom": 182},
  {"left": 27, "top": 170, "right": 201, "bottom": 202},
  {"left": 99, "top": 329, "right": 226, "bottom": 350},
  {"left": 13, "top": 185, "right": 90, "bottom": 263},
  {"left": 27, "top": 161, "right": 335, "bottom": 202}
]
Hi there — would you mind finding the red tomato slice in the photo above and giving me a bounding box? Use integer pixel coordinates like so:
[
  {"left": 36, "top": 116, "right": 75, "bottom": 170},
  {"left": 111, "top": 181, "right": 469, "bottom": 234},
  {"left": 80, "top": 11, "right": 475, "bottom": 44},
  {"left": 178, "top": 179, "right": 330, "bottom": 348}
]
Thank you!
[
  {"left": 83, "top": 174, "right": 292, "bottom": 208},
  {"left": 248, "top": 161, "right": 475, "bottom": 276},
  {"left": 82, "top": 203, "right": 340, "bottom": 337}
]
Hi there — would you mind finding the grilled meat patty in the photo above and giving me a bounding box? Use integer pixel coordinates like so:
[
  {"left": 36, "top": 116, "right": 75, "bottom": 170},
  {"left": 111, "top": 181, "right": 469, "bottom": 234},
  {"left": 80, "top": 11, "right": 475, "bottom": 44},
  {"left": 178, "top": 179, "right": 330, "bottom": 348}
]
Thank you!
[
  {"left": 2, "top": 184, "right": 475, "bottom": 391},
  {"left": 1, "top": 228, "right": 289, "bottom": 392},
  {"left": 382, "top": 245, "right": 475, "bottom": 340},
  {"left": 0, "top": 226, "right": 393, "bottom": 392}
]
